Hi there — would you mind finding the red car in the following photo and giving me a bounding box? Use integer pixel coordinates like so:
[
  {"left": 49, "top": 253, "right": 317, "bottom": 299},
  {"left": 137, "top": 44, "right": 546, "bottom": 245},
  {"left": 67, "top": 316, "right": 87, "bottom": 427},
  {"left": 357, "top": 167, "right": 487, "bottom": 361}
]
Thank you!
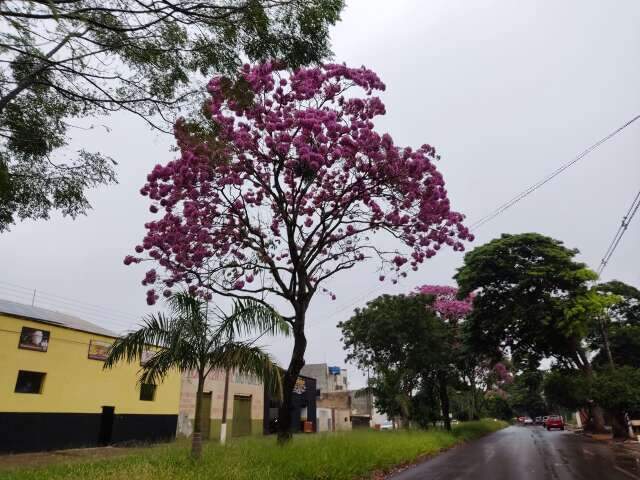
[{"left": 546, "top": 415, "right": 565, "bottom": 431}]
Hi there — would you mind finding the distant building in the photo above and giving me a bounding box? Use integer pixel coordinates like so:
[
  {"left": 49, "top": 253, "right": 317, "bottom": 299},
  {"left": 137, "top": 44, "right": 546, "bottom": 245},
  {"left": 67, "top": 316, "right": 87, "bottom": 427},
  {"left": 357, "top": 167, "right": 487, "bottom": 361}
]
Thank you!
[
  {"left": 350, "top": 390, "right": 374, "bottom": 428},
  {"left": 177, "top": 369, "right": 265, "bottom": 440},
  {"left": 301, "top": 363, "right": 352, "bottom": 432},
  {"left": 300, "top": 363, "right": 348, "bottom": 396},
  {"left": 0, "top": 299, "right": 181, "bottom": 453},
  {"left": 316, "top": 391, "right": 352, "bottom": 432},
  {"left": 263, "top": 373, "right": 317, "bottom": 434}
]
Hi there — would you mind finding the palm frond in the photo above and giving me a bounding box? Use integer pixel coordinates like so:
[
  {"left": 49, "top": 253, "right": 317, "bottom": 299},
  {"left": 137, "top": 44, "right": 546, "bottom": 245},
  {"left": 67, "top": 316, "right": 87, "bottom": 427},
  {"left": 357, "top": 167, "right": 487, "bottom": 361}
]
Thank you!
[
  {"left": 103, "top": 312, "right": 174, "bottom": 370},
  {"left": 139, "top": 346, "right": 197, "bottom": 385},
  {"left": 219, "top": 298, "right": 290, "bottom": 340},
  {"left": 206, "top": 341, "right": 284, "bottom": 400}
]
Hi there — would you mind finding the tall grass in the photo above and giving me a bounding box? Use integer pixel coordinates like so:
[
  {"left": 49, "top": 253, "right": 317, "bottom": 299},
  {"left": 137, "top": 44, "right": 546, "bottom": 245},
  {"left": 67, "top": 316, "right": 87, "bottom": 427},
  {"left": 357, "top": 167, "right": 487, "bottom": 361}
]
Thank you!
[{"left": 0, "top": 419, "right": 507, "bottom": 480}]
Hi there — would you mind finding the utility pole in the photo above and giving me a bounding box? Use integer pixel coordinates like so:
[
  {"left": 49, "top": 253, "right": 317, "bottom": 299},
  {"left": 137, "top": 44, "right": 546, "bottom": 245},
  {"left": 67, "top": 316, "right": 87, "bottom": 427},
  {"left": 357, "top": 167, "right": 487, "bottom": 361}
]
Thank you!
[
  {"left": 220, "top": 367, "right": 231, "bottom": 444},
  {"left": 31, "top": 289, "right": 36, "bottom": 306}
]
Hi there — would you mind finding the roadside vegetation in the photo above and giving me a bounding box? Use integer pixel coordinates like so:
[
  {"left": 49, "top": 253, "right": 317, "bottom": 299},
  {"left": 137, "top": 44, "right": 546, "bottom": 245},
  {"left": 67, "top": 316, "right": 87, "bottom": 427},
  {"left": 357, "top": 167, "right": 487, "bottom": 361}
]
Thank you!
[{"left": 0, "top": 420, "right": 506, "bottom": 480}]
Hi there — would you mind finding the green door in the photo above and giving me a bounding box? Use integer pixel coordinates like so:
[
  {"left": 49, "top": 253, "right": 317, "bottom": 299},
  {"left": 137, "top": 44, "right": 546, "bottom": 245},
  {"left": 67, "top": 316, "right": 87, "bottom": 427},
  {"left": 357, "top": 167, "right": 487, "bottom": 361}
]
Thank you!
[
  {"left": 232, "top": 396, "right": 252, "bottom": 437},
  {"left": 200, "top": 392, "right": 212, "bottom": 440}
]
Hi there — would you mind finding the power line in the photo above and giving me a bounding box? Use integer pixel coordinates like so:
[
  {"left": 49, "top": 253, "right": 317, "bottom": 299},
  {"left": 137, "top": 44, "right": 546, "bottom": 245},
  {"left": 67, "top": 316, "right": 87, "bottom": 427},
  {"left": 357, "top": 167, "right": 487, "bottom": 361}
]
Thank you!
[
  {"left": 323, "top": 114, "right": 640, "bottom": 322},
  {"left": 0, "top": 281, "right": 139, "bottom": 332},
  {"left": 0, "top": 280, "right": 136, "bottom": 319},
  {"left": 597, "top": 187, "right": 640, "bottom": 276},
  {"left": 470, "top": 113, "right": 640, "bottom": 231}
]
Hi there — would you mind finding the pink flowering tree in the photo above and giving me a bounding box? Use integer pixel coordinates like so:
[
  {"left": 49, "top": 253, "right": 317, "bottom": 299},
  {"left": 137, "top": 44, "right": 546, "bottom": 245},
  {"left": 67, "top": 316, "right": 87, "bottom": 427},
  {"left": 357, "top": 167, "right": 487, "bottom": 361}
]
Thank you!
[
  {"left": 126, "top": 62, "right": 472, "bottom": 440},
  {"left": 415, "top": 284, "right": 473, "bottom": 428},
  {"left": 416, "top": 285, "right": 473, "bottom": 322}
]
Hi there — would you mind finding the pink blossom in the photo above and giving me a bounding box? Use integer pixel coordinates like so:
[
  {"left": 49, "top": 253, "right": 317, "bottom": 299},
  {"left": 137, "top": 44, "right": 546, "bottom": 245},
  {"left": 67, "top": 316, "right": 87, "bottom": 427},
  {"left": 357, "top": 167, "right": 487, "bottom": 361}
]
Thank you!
[
  {"left": 126, "top": 62, "right": 471, "bottom": 311},
  {"left": 415, "top": 284, "right": 473, "bottom": 321}
]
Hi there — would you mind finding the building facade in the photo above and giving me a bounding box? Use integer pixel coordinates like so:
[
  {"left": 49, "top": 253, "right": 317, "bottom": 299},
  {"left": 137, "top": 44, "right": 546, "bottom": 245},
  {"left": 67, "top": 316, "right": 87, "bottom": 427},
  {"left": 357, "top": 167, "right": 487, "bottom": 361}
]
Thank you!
[
  {"left": 301, "top": 363, "right": 352, "bottom": 432},
  {"left": 316, "top": 391, "right": 352, "bottom": 432},
  {"left": 263, "top": 374, "right": 317, "bottom": 434},
  {"left": 0, "top": 300, "right": 181, "bottom": 453},
  {"left": 300, "top": 363, "right": 349, "bottom": 395},
  {"left": 177, "top": 369, "right": 264, "bottom": 440}
]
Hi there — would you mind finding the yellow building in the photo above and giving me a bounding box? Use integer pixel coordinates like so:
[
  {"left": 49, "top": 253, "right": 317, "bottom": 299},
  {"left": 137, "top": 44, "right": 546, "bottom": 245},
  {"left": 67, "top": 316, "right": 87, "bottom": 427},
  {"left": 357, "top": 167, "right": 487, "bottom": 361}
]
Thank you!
[{"left": 0, "top": 299, "right": 181, "bottom": 453}]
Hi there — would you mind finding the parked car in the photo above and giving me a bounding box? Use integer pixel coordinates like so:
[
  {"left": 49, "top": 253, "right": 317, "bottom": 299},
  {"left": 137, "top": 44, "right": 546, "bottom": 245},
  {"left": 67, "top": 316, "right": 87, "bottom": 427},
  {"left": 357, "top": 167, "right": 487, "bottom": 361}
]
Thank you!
[
  {"left": 546, "top": 415, "right": 565, "bottom": 431},
  {"left": 524, "top": 417, "right": 534, "bottom": 425},
  {"left": 535, "top": 416, "right": 542, "bottom": 425},
  {"left": 542, "top": 416, "right": 549, "bottom": 427}
]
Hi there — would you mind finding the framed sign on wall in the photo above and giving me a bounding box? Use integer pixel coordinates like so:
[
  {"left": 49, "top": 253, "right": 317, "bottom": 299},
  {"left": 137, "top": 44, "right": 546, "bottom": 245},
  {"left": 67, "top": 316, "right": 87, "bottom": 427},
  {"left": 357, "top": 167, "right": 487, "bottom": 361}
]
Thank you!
[
  {"left": 88, "top": 340, "right": 112, "bottom": 361},
  {"left": 18, "top": 327, "right": 50, "bottom": 352}
]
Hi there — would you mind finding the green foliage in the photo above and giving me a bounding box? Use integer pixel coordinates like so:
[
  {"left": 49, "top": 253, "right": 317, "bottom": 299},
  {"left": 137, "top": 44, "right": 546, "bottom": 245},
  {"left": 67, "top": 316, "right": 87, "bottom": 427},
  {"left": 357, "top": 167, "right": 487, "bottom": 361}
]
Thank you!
[
  {"left": 0, "top": 0, "right": 345, "bottom": 230},
  {"left": 104, "top": 293, "right": 287, "bottom": 397},
  {"left": 455, "top": 233, "right": 596, "bottom": 366},
  {"left": 590, "top": 280, "right": 640, "bottom": 368},
  {"left": 0, "top": 421, "right": 507, "bottom": 480},
  {"left": 543, "top": 369, "right": 591, "bottom": 411},
  {"left": 484, "top": 393, "right": 513, "bottom": 421},
  {"left": 592, "top": 367, "right": 640, "bottom": 413},
  {"left": 339, "top": 294, "right": 450, "bottom": 423},
  {"left": 506, "top": 370, "right": 546, "bottom": 417},
  {"left": 597, "top": 280, "right": 640, "bottom": 325},
  {"left": 595, "top": 325, "right": 640, "bottom": 368}
]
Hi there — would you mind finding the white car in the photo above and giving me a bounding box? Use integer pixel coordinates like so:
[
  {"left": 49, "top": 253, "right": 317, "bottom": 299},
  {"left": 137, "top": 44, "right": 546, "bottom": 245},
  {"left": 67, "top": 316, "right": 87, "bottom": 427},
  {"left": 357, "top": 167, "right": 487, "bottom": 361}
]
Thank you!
[{"left": 523, "top": 417, "right": 534, "bottom": 425}]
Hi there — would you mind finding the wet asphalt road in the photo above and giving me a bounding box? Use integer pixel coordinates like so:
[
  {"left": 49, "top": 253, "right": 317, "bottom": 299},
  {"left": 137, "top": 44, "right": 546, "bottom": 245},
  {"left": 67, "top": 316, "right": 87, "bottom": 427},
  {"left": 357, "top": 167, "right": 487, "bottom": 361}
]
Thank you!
[{"left": 390, "top": 425, "right": 640, "bottom": 480}]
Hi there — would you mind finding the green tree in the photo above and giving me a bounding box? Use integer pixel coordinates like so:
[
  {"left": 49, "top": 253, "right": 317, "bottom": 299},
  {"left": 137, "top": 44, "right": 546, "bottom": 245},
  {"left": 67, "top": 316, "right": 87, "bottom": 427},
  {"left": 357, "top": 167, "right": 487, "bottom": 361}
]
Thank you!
[
  {"left": 544, "top": 369, "right": 591, "bottom": 412},
  {"left": 591, "top": 281, "right": 640, "bottom": 368},
  {"left": 485, "top": 392, "right": 513, "bottom": 421},
  {"left": 597, "top": 281, "right": 640, "bottom": 326},
  {"left": 0, "top": 0, "right": 344, "bottom": 230},
  {"left": 104, "top": 293, "right": 288, "bottom": 458},
  {"left": 594, "top": 325, "right": 640, "bottom": 369},
  {"left": 507, "top": 370, "right": 546, "bottom": 418},
  {"left": 592, "top": 367, "right": 640, "bottom": 437},
  {"left": 455, "top": 233, "right": 607, "bottom": 432},
  {"left": 339, "top": 294, "right": 451, "bottom": 428}
]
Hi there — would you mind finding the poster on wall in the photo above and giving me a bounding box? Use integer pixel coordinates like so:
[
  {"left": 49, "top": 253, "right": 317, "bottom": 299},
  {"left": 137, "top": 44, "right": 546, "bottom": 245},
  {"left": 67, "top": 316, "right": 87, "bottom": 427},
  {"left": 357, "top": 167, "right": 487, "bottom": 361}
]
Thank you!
[
  {"left": 293, "top": 377, "right": 307, "bottom": 395},
  {"left": 140, "top": 349, "right": 155, "bottom": 366},
  {"left": 18, "top": 327, "right": 50, "bottom": 352},
  {"left": 88, "top": 340, "right": 112, "bottom": 361}
]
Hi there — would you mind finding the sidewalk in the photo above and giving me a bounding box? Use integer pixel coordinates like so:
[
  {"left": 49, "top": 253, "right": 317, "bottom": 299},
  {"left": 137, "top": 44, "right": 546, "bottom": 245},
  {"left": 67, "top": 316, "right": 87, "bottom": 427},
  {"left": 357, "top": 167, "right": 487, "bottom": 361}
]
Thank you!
[
  {"left": 619, "top": 440, "right": 640, "bottom": 458},
  {"left": 0, "top": 445, "right": 146, "bottom": 471}
]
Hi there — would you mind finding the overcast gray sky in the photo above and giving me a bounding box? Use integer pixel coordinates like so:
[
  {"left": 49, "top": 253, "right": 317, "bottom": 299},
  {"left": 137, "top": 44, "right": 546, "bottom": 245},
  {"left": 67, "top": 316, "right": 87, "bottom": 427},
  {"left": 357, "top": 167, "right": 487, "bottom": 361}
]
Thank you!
[{"left": 1, "top": 0, "right": 638, "bottom": 388}]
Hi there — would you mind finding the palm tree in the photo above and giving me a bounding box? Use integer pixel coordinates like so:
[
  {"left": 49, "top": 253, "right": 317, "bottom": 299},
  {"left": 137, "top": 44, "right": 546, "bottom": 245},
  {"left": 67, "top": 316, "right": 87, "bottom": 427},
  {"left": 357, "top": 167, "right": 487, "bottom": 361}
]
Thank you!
[{"left": 104, "top": 293, "right": 288, "bottom": 459}]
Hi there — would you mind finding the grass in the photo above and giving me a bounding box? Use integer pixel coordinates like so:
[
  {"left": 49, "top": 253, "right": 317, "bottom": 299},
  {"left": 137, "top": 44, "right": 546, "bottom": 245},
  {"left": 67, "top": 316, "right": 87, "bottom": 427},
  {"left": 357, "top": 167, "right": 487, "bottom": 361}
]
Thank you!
[{"left": 0, "top": 419, "right": 507, "bottom": 480}]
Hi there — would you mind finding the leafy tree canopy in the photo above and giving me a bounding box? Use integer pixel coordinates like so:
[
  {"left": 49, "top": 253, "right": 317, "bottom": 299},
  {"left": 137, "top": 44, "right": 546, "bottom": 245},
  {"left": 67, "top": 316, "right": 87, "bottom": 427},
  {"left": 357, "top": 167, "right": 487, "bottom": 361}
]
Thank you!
[
  {"left": 339, "top": 294, "right": 450, "bottom": 423},
  {"left": 596, "top": 280, "right": 640, "bottom": 326},
  {"left": 543, "top": 369, "right": 591, "bottom": 412},
  {"left": 506, "top": 370, "right": 546, "bottom": 417},
  {"left": 340, "top": 293, "right": 448, "bottom": 377},
  {"left": 0, "top": 0, "right": 344, "bottom": 230},
  {"left": 455, "top": 233, "right": 597, "bottom": 368},
  {"left": 592, "top": 367, "right": 640, "bottom": 414},
  {"left": 593, "top": 325, "right": 640, "bottom": 369}
]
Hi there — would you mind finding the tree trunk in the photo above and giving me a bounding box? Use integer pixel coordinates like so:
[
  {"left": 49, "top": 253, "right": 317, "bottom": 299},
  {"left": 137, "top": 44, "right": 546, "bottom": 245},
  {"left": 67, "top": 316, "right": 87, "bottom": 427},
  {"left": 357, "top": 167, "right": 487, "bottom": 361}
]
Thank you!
[
  {"left": 610, "top": 409, "right": 630, "bottom": 440},
  {"left": 587, "top": 403, "right": 608, "bottom": 434},
  {"left": 576, "top": 349, "right": 607, "bottom": 434},
  {"left": 220, "top": 367, "right": 231, "bottom": 445},
  {"left": 599, "top": 316, "right": 615, "bottom": 369},
  {"left": 191, "top": 371, "right": 205, "bottom": 459},
  {"left": 437, "top": 371, "right": 451, "bottom": 431},
  {"left": 277, "top": 313, "right": 307, "bottom": 444}
]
